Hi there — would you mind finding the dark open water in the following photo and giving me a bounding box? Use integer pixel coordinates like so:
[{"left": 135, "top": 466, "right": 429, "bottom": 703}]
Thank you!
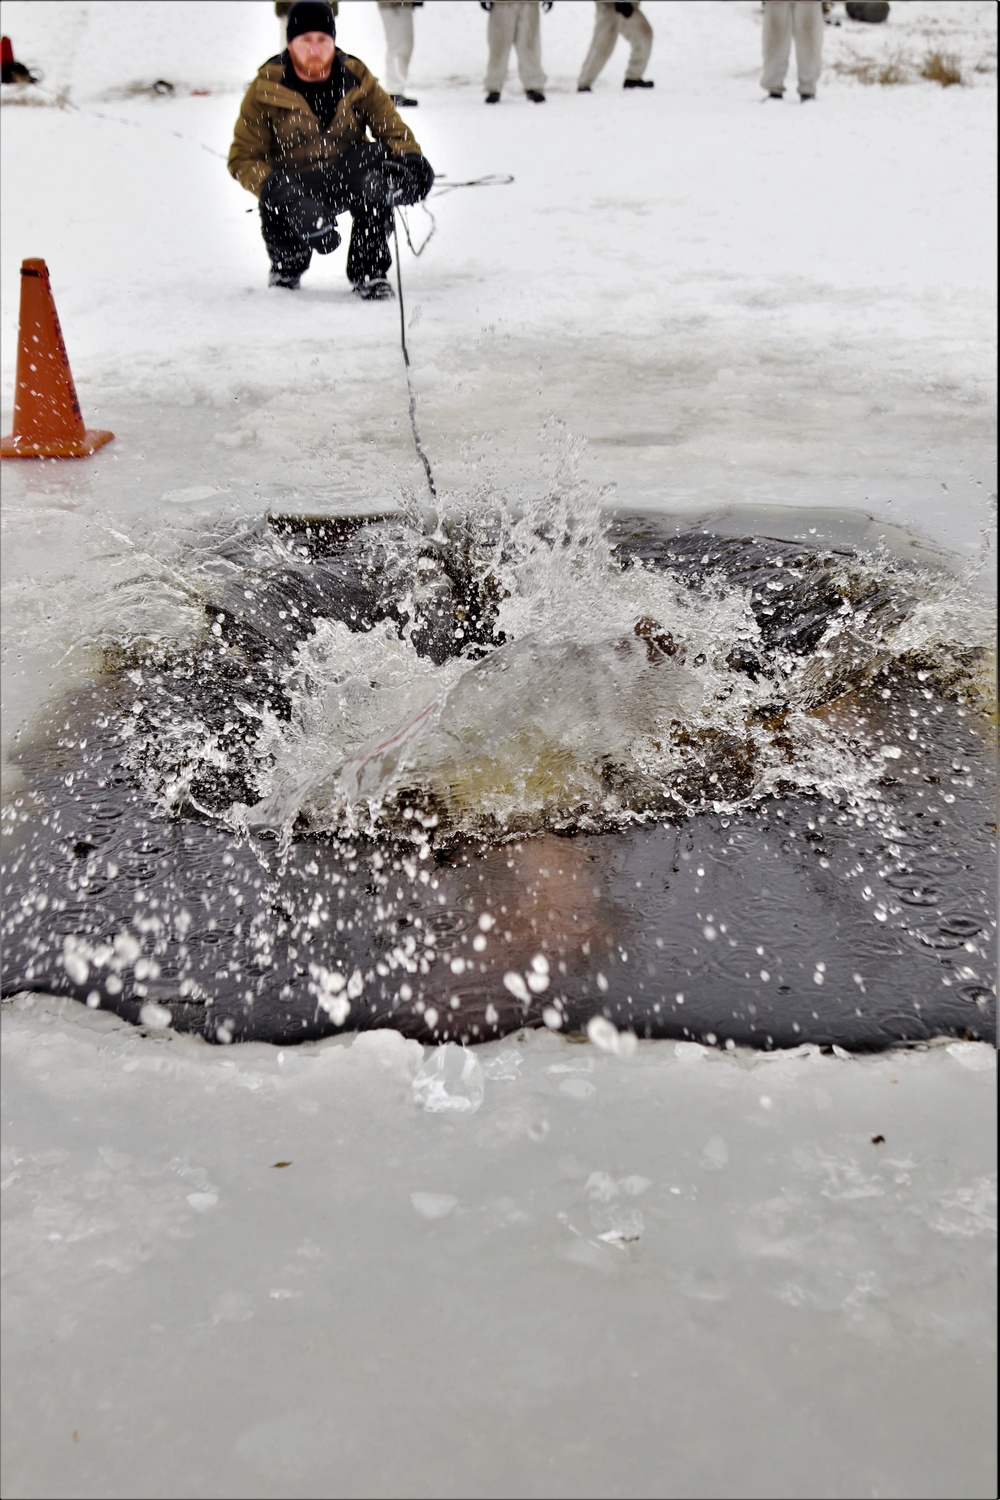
[{"left": 2, "top": 508, "right": 995, "bottom": 1049}]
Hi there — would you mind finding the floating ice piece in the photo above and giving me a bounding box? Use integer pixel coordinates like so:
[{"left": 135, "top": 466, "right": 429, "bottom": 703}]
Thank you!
[{"left": 412, "top": 1044, "right": 485, "bottom": 1114}]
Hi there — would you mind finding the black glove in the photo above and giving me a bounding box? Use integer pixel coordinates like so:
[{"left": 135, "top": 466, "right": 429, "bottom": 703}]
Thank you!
[
  {"left": 388, "top": 153, "right": 435, "bottom": 206},
  {"left": 615, "top": 1, "right": 635, "bottom": 16}
]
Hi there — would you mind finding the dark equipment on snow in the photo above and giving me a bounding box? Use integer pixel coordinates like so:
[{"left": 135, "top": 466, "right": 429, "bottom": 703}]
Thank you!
[{"left": 845, "top": 2, "right": 891, "bottom": 22}]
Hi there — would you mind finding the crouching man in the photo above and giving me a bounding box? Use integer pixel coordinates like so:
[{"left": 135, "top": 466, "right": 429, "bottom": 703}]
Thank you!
[{"left": 228, "top": 0, "right": 434, "bottom": 298}]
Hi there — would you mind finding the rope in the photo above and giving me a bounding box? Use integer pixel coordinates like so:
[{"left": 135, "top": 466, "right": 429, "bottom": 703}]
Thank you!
[
  {"left": 431, "top": 174, "right": 514, "bottom": 196},
  {"left": 395, "top": 175, "right": 515, "bottom": 257},
  {"left": 392, "top": 212, "right": 437, "bottom": 502},
  {"left": 26, "top": 84, "right": 231, "bottom": 160},
  {"left": 396, "top": 202, "right": 436, "bottom": 257},
  {"left": 390, "top": 174, "right": 513, "bottom": 500}
]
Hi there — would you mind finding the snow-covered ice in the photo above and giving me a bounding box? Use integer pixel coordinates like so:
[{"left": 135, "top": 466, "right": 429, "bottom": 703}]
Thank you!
[
  {"left": 1, "top": 998, "right": 996, "bottom": 1499},
  {"left": 1, "top": 2, "right": 996, "bottom": 1496}
]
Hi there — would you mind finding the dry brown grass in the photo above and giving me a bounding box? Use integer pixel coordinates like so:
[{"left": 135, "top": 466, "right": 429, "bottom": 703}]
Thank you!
[
  {"left": 920, "top": 49, "right": 965, "bottom": 87},
  {"left": 834, "top": 45, "right": 970, "bottom": 88},
  {"left": 833, "top": 49, "right": 909, "bottom": 86}
]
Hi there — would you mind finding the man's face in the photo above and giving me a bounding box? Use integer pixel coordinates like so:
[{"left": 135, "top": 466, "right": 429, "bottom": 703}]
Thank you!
[{"left": 288, "top": 31, "right": 336, "bottom": 79}]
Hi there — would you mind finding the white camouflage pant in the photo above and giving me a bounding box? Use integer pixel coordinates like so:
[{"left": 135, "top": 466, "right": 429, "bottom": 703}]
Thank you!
[
  {"left": 485, "top": 0, "right": 546, "bottom": 95},
  {"left": 378, "top": 1, "right": 415, "bottom": 96},
  {"left": 760, "top": 0, "right": 824, "bottom": 97},
  {"left": 578, "top": 0, "right": 653, "bottom": 89}
]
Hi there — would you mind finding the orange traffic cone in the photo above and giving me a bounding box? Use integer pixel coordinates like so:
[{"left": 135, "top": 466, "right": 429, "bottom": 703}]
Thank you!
[{"left": 1, "top": 259, "right": 114, "bottom": 459}]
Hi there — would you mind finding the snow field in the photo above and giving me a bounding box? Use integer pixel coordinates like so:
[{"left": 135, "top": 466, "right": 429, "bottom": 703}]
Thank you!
[
  {"left": 1, "top": 2, "right": 996, "bottom": 518},
  {"left": 1, "top": 994, "right": 996, "bottom": 1500}
]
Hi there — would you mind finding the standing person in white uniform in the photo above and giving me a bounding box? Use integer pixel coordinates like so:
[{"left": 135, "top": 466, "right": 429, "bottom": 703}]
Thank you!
[
  {"left": 577, "top": 1, "right": 654, "bottom": 93},
  {"left": 378, "top": 0, "right": 421, "bottom": 108},
  {"left": 760, "top": 0, "right": 824, "bottom": 100},
  {"left": 481, "top": 0, "right": 549, "bottom": 105}
]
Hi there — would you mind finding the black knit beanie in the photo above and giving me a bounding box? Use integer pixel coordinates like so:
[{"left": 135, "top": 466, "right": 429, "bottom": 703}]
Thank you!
[{"left": 286, "top": 2, "right": 336, "bottom": 43}]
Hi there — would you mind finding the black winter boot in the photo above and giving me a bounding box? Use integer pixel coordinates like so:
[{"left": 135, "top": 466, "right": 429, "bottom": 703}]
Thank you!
[{"left": 352, "top": 278, "right": 394, "bottom": 302}]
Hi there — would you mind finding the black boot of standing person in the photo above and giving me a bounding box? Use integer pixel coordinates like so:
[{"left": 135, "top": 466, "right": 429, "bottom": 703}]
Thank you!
[
  {"left": 228, "top": 0, "right": 434, "bottom": 295},
  {"left": 577, "top": 1, "right": 654, "bottom": 94}
]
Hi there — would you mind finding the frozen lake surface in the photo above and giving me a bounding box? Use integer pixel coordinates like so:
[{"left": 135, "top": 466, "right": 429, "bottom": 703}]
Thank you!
[
  {"left": 2, "top": 998, "right": 996, "bottom": 1500},
  {"left": 1, "top": 2, "right": 996, "bottom": 1497}
]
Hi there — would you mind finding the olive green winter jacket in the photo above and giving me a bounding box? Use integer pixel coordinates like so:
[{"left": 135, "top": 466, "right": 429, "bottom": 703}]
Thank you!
[{"left": 227, "top": 52, "right": 421, "bottom": 199}]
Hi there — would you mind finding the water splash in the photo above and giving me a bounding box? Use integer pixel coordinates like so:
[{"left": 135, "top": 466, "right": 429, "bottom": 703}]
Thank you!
[{"left": 75, "top": 486, "right": 988, "bottom": 856}]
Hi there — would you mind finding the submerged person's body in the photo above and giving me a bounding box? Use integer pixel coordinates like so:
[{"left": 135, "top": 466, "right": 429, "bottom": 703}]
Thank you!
[{"left": 228, "top": 0, "right": 434, "bottom": 296}]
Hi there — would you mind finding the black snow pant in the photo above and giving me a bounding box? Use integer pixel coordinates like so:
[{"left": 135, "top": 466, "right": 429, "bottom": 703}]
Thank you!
[{"left": 259, "top": 142, "right": 398, "bottom": 284}]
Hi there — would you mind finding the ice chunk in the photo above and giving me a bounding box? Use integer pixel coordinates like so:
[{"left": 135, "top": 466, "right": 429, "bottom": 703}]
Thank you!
[{"left": 412, "top": 1044, "right": 485, "bottom": 1114}]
